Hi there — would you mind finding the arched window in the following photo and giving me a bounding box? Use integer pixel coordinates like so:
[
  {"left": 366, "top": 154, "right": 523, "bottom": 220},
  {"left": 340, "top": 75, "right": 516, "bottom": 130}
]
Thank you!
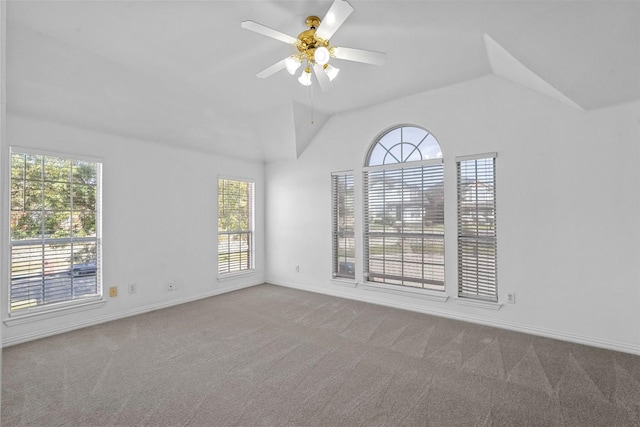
[
  {"left": 363, "top": 125, "right": 445, "bottom": 290},
  {"left": 366, "top": 126, "right": 442, "bottom": 166}
]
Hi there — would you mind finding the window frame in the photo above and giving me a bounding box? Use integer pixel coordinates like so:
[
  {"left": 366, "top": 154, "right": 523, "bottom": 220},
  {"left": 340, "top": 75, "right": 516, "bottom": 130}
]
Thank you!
[
  {"left": 217, "top": 177, "right": 255, "bottom": 277},
  {"left": 8, "top": 147, "right": 103, "bottom": 316},
  {"left": 456, "top": 153, "right": 498, "bottom": 302},
  {"left": 363, "top": 125, "right": 445, "bottom": 292},
  {"left": 331, "top": 171, "right": 355, "bottom": 280}
]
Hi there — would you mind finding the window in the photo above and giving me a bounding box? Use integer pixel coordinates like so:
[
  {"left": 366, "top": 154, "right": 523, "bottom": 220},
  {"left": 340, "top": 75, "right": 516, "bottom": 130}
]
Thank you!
[
  {"left": 9, "top": 149, "right": 102, "bottom": 313},
  {"left": 332, "top": 172, "right": 355, "bottom": 279},
  {"left": 457, "top": 153, "right": 497, "bottom": 301},
  {"left": 218, "top": 178, "right": 254, "bottom": 275},
  {"left": 364, "top": 125, "right": 444, "bottom": 290}
]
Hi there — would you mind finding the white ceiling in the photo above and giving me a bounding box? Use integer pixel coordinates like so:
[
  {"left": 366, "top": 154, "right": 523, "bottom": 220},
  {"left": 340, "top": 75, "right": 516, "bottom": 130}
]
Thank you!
[{"left": 6, "top": 0, "right": 640, "bottom": 162}]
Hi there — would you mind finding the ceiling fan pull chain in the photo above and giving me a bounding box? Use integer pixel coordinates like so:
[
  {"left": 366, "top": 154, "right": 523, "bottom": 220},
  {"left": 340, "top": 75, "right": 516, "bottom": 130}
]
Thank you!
[{"left": 309, "top": 83, "right": 315, "bottom": 125}]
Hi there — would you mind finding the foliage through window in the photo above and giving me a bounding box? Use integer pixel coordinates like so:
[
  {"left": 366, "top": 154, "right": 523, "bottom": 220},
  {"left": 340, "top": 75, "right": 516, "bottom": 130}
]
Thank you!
[
  {"left": 364, "top": 126, "right": 444, "bottom": 290},
  {"left": 218, "top": 178, "right": 254, "bottom": 275},
  {"left": 332, "top": 172, "right": 355, "bottom": 279},
  {"left": 457, "top": 154, "right": 497, "bottom": 301},
  {"left": 10, "top": 150, "right": 101, "bottom": 312}
]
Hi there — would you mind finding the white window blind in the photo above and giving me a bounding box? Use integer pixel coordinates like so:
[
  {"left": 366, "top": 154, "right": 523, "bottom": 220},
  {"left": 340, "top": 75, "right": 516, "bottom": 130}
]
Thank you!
[
  {"left": 332, "top": 172, "right": 355, "bottom": 279},
  {"left": 364, "top": 162, "right": 445, "bottom": 289},
  {"left": 457, "top": 154, "right": 497, "bottom": 301},
  {"left": 218, "top": 178, "right": 254, "bottom": 275},
  {"left": 10, "top": 150, "right": 102, "bottom": 313}
]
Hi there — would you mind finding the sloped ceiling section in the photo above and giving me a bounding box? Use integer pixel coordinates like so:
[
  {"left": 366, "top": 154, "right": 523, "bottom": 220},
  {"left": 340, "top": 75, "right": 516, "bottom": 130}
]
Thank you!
[
  {"left": 253, "top": 103, "right": 296, "bottom": 163},
  {"left": 252, "top": 101, "right": 331, "bottom": 162},
  {"left": 484, "top": 34, "right": 583, "bottom": 111},
  {"left": 292, "top": 101, "right": 330, "bottom": 159},
  {"left": 7, "top": 21, "right": 263, "bottom": 161},
  {"left": 4, "top": 1, "right": 639, "bottom": 162}
]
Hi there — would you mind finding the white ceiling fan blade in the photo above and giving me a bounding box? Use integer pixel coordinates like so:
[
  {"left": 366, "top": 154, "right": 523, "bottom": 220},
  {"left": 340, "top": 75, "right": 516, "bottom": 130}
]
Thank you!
[
  {"left": 256, "top": 59, "right": 287, "bottom": 79},
  {"left": 313, "top": 63, "right": 331, "bottom": 92},
  {"left": 315, "top": 0, "right": 354, "bottom": 41},
  {"left": 332, "top": 46, "right": 387, "bottom": 65},
  {"left": 241, "top": 20, "right": 298, "bottom": 45}
]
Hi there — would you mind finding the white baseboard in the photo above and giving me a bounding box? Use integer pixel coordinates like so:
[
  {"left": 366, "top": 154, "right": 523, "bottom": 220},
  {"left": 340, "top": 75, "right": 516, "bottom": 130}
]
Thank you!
[
  {"left": 269, "top": 280, "right": 640, "bottom": 356},
  {"left": 6, "top": 280, "right": 638, "bottom": 356},
  {"left": 2, "top": 281, "right": 261, "bottom": 348}
]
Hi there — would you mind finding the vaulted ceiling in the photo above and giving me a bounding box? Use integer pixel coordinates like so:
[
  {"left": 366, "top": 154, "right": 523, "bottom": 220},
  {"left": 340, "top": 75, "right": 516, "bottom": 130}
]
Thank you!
[{"left": 6, "top": 0, "right": 640, "bottom": 162}]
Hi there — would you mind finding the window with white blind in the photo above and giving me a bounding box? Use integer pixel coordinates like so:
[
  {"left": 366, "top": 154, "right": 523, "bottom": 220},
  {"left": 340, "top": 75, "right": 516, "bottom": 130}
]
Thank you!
[
  {"left": 457, "top": 154, "right": 497, "bottom": 301},
  {"left": 9, "top": 149, "right": 102, "bottom": 313},
  {"left": 218, "top": 178, "right": 254, "bottom": 275},
  {"left": 332, "top": 172, "right": 355, "bottom": 279},
  {"left": 364, "top": 125, "right": 444, "bottom": 290}
]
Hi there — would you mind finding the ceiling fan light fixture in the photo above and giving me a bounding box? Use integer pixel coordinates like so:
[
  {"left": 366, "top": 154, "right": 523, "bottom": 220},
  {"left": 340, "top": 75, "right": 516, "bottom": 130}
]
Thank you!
[
  {"left": 314, "top": 46, "right": 331, "bottom": 66},
  {"left": 242, "top": 0, "right": 385, "bottom": 91},
  {"left": 323, "top": 63, "right": 340, "bottom": 81},
  {"left": 285, "top": 56, "right": 302, "bottom": 75},
  {"left": 298, "top": 67, "right": 312, "bottom": 86}
]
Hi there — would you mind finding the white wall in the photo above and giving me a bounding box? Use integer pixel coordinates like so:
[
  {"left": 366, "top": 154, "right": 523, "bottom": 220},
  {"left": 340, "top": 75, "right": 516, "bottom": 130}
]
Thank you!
[
  {"left": 3, "top": 74, "right": 638, "bottom": 354},
  {"left": 265, "top": 74, "right": 640, "bottom": 355},
  {"left": 2, "top": 114, "right": 265, "bottom": 346}
]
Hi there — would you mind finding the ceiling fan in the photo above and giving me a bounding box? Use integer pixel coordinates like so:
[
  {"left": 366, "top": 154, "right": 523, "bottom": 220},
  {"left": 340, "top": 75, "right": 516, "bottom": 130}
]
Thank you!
[{"left": 241, "top": 0, "right": 387, "bottom": 91}]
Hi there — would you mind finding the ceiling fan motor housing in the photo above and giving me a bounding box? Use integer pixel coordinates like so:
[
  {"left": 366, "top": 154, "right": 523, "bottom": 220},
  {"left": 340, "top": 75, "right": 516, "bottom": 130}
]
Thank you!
[{"left": 296, "top": 16, "right": 330, "bottom": 64}]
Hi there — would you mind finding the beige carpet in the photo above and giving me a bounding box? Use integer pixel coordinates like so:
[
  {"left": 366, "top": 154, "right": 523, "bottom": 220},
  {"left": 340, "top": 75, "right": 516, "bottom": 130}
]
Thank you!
[{"left": 2, "top": 284, "right": 640, "bottom": 426}]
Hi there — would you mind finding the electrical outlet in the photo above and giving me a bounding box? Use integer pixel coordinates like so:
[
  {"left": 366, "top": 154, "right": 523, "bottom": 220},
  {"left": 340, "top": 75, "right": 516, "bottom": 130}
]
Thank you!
[
  {"left": 507, "top": 293, "right": 516, "bottom": 304},
  {"left": 128, "top": 283, "right": 137, "bottom": 294},
  {"left": 168, "top": 282, "right": 177, "bottom": 292},
  {"left": 109, "top": 287, "right": 118, "bottom": 297},
  {"left": 295, "top": 265, "right": 300, "bottom": 273}
]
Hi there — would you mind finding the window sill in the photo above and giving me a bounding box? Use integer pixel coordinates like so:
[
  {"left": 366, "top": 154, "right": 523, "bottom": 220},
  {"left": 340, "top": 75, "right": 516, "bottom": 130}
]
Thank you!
[
  {"left": 4, "top": 298, "right": 107, "bottom": 327},
  {"left": 455, "top": 297, "right": 502, "bottom": 310},
  {"left": 362, "top": 282, "right": 449, "bottom": 302},
  {"left": 331, "top": 278, "right": 357, "bottom": 288},
  {"left": 217, "top": 270, "right": 256, "bottom": 282}
]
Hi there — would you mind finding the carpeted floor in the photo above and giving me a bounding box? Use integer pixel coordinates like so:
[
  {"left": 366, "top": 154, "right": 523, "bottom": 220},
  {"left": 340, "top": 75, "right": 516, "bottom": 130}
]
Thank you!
[{"left": 2, "top": 283, "right": 640, "bottom": 426}]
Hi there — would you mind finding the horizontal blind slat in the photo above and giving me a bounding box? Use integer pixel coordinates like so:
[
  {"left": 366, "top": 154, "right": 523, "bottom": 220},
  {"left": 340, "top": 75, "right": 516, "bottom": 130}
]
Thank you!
[
  {"left": 332, "top": 172, "right": 355, "bottom": 279},
  {"left": 218, "top": 179, "right": 254, "bottom": 275},
  {"left": 364, "top": 161, "right": 444, "bottom": 289},
  {"left": 457, "top": 156, "right": 497, "bottom": 301},
  {"left": 10, "top": 151, "right": 101, "bottom": 312}
]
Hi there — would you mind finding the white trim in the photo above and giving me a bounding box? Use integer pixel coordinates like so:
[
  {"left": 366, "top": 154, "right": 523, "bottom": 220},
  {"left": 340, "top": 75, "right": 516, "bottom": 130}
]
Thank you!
[
  {"left": 5, "top": 280, "right": 639, "bottom": 356},
  {"left": 330, "top": 278, "right": 357, "bottom": 288},
  {"left": 217, "top": 174, "right": 255, "bottom": 186},
  {"left": 455, "top": 297, "right": 502, "bottom": 310},
  {"left": 1, "top": 0, "right": 7, "bottom": 360},
  {"left": 10, "top": 145, "right": 103, "bottom": 163},
  {"left": 217, "top": 177, "right": 255, "bottom": 274},
  {"left": 2, "top": 281, "right": 261, "bottom": 348},
  {"left": 4, "top": 299, "right": 106, "bottom": 326},
  {"left": 455, "top": 152, "right": 498, "bottom": 162},
  {"left": 270, "top": 280, "right": 640, "bottom": 356},
  {"left": 362, "top": 281, "right": 449, "bottom": 302},
  {"left": 364, "top": 157, "right": 443, "bottom": 172},
  {"left": 217, "top": 270, "right": 257, "bottom": 282},
  {"left": 364, "top": 124, "right": 444, "bottom": 168},
  {"left": 8, "top": 151, "right": 104, "bottom": 317},
  {"left": 331, "top": 171, "right": 355, "bottom": 280}
]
